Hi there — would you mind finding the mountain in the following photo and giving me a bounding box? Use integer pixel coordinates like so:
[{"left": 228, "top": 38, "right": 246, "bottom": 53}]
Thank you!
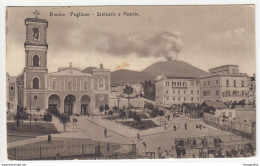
[
  {"left": 110, "top": 69, "right": 155, "bottom": 84},
  {"left": 142, "top": 60, "right": 209, "bottom": 78},
  {"left": 83, "top": 60, "right": 209, "bottom": 84}
]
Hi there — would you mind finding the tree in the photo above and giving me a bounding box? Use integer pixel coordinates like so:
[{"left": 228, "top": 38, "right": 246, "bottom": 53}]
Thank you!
[
  {"left": 99, "top": 105, "right": 104, "bottom": 115},
  {"left": 105, "top": 104, "right": 110, "bottom": 114},
  {"left": 43, "top": 113, "right": 52, "bottom": 133},
  {"left": 142, "top": 80, "right": 156, "bottom": 101},
  {"left": 59, "top": 113, "right": 69, "bottom": 132},
  {"left": 14, "top": 106, "right": 29, "bottom": 133},
  {"left": 123, "top": 85, "right": 134, "bottom": 108},
  {"left": 132, "top": 111, "right": 141, "bottom": 125}
]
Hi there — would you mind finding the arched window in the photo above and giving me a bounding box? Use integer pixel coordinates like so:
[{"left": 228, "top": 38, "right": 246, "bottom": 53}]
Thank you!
[
  {"left": 33, "top": 55, "right": 40, "bottom": 67},
  {"left": 68, "top": 81, "right": 72, "bottom": 90},
  {"left": 98, "top": 79, "right": 105, "bottom": 90},
  {"left": 84, "top": 81, "right": 88, "bottom": 90},
  {"left": 33, "top": 28, "right": 39, "bottom": 41},
  {"left": 33, "top": 77, "right": 39, "bottom": 89}
]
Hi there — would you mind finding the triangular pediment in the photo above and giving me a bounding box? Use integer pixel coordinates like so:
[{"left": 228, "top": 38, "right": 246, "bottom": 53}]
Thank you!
[{"left": 49, "top": 67, "right": 93, "bottom": 77}]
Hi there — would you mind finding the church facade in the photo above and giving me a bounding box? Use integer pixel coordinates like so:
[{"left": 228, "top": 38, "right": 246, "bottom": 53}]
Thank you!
[{"left": 12, "top": 14, "right": 110, "bottom": 115}]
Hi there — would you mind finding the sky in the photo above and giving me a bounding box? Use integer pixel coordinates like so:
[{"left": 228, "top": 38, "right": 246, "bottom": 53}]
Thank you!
[{"left": 6, "top": 5, "right": 255, "bottom": 76}]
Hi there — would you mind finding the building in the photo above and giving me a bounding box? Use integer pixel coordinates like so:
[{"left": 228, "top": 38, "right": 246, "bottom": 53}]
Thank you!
[
  {"left": 200, "top": 65, "right": 250, "bottom": 103},
  {"left": 155, "top": 75, "right": 200, "bottom": 107},
  {"left": 9, "top": 12, "right": 110, "bottom": 115}
]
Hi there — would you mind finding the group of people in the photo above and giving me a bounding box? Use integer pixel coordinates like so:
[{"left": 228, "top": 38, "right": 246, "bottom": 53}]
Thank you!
[
  {"left": 173, "top": 121, "right": 187, "bottom": 131},
  {"left": 157, "top": 145, "right": 187, "bottom": 159}
]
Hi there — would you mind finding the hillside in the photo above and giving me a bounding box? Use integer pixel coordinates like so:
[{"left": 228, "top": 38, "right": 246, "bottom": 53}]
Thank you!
[
  {"left": 110, "top": 69, "right": 155, "bottom": 84},
  {"left": 142, "top": 60, "right": 208, "bottom": 78}
]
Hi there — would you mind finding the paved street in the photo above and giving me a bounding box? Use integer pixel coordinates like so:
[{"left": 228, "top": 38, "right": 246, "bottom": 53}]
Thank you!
[{"left": 76, "top": 115, "right": 249, "bottom": 158}]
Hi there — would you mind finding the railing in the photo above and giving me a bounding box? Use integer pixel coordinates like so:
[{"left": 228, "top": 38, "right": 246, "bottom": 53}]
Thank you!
[
  {"left": 8, "top": 143, "right": 137, "bottom": 160},
  {"left": 203, "top": 113, "right": 255, "bottom": 140},
  {"left": 175, "top": 136, "right": 215, "bottom": 149}
]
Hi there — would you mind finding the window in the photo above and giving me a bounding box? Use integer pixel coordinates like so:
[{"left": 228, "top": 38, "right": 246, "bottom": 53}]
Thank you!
[
  {"left": 184, "top": 90, "right": 186, "bottom": 94},
  {"left": 10, "top": 85, "right": 14, "bottom": 91},
  {"left": 216, "top": 90, "right": 219, "bottom": 96},
  {"left": 234, "top": 80, "right": 236, "bottom": 87},
  {"left": 52, "top": 81, "right": 56, "bottom": 90},
  {"left": 68, "top": 81, "right": 72, "bottom": 90},
  {"left": 177, "top": 82, "right": 181, "bottom": 87},
  {"left": 173, "top": 90, "right": 175, "bottom": 94},
  {"left": 208, "top": 81, "right": 210, "bottom": 85},
  {"left": 178, "top": 97, "right": 180, "bottom": 101},
  {"left": 33, "top": 77, "right": 39, "bottom": 89},
  {"left": 216, "top": 80, "right": 218, "bottom": 84},
  {"left": 203, "top": 91, "right": 207, "bottom": 96},
  {"left": 98, "top": 79, "right": 105, "bottom": 90},
  {"left": 191, "top": 90, "right": 193, "bottom": 94},
  {"left": 99, "top": 95, "right": 104, "bottom": 101},
  {"left": 197, "top": 90, "right": 199, "bottom": 94},
  {"left": 84, "top": 81, "right": 88, "bottom": 90},
  {"left": 34, "top": 96, "right": 37, "bottom": 100},
  {"left": 184, "top": 97, "right": 186, "bottom": 101},
  {"left": 183, "top": 82, "right": 187, "bottom": 87},
  {"left": 190, "top": 81, "right": 194, "bottom": 86},
  {"left": 242, "top": 91, "right": 244, "bottom": 96},
  {"left": 191, "top": 97, "right": 193, "bottom": 101},
  {"left": 197, "top": 97, "right": 199, "bottom": 101},
  {"left": 33, "top": 55, "right": 40, "bottom": 67},
  {"left": 196, "top": 81, "right": 200, "bottom": 86},
  {"left": 241, "top": 80, "right": 244, "bottom": 87},
  {"left": 173, "top": 97, "right": 175, "bottom": 101},
  {"left": 204, "top": 82, "right": 206, "bottom": 86},
  {"left": 226, "top": 80, "right": 229, "bottom": 87},
  {"left": 165, "top": 81, "right": 170, "bottom": 86},
  {"left": 166, "top": 90, "right": 169, "bottom": 94},
  {"left": 33, "top": 28, "right": 39, "bottom": 41},
  {"left": 226, "top": 90, "right": 230, "bottom": 96},
  {"left": 178, "top": 90, "right": 180, "bottom": 94},
  {"left": 172, "top": 82, "right": 176, "bottom": 87}
]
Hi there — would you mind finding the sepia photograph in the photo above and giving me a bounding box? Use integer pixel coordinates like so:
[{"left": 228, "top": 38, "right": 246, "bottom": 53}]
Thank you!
[{"left": 4, "top": 5, "right": 256, "bottom": 161}]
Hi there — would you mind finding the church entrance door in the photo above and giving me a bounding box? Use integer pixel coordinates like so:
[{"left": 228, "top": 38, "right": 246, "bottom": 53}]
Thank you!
[
  {"left": 64, "top": 95, "right": 76, "bottom": 115},
  {"left": 80, "top": 95, "right": 91, "bottom": 116}
]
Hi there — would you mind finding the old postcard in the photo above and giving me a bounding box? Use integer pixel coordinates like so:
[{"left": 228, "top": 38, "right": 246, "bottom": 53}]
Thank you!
[{"left": 5, "top": 6, "right": 256, "bottom": 160}]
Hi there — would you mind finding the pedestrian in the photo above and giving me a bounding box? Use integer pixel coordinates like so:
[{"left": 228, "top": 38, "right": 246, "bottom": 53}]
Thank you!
[
  {"left": 107, "top": 143, "right": 110, "bottom": 153},
  {"left": 104, "top": 128, "right": 108, "bottom": 138},
  {"left": 167, "top": 115, "right": 170, "bottom": 121},
  {"left": 176, "top": 146, "right": 182, "bottom": 158},
  {"left": 181, "top": 148, "right": 186, "bottom": 158},
  {"left": 143, "top": 142, "right": 147, "bottom": 150},
  {"left": 137, "top": 132, "right": 140, "bottom": 140},
  {"left": 173, "top": 125, "right": 176, "bottom": 131},
  {"left": 158, "top": 147, "right": 162, "bottom": 159},
  {"left": 48, "top": 133, "right": 51, "bottom": 143},
  {"left": 184, "top": 122, "right": 187, "bottom": 130}
]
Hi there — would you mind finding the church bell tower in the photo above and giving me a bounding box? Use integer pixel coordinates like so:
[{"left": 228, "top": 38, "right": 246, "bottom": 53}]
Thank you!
[{"left": 23, "top": 10, "right": 48, "bottom": 110}]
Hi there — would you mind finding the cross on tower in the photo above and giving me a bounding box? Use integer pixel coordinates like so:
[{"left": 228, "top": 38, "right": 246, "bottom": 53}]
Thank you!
[{"left": 33, "top": 10, "right": 40, "bottom": 18}]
